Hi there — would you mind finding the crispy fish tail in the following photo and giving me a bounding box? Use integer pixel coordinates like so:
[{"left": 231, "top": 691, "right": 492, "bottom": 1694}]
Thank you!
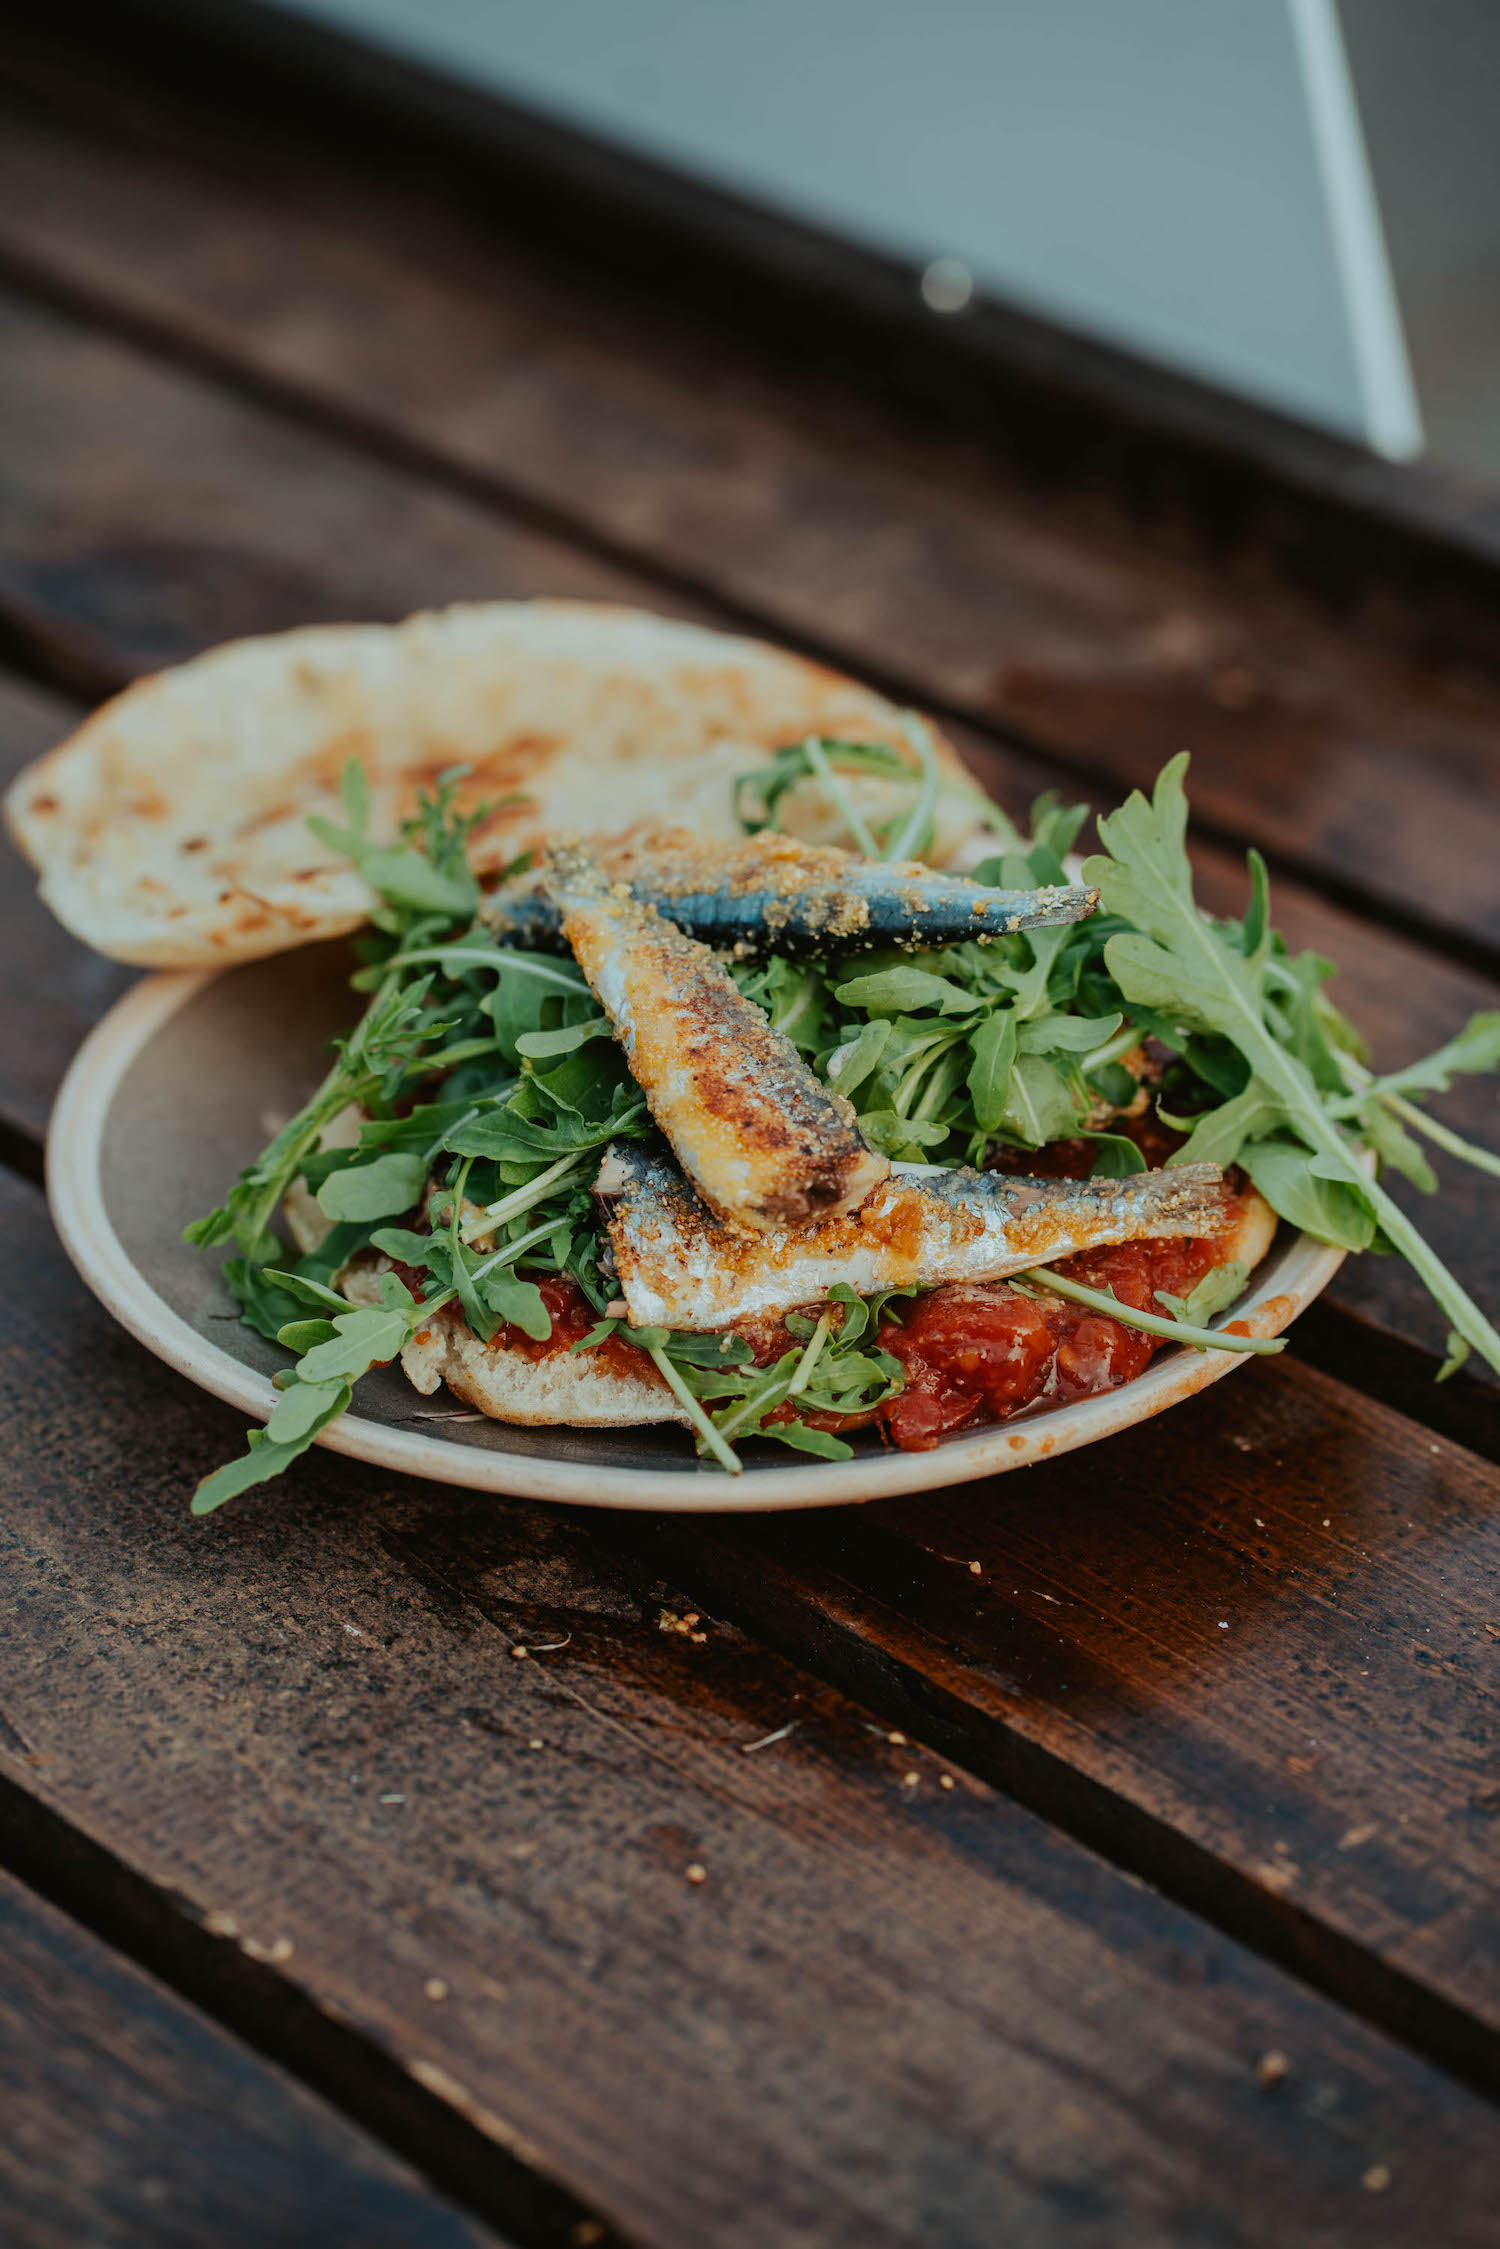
[
  {"left": 599, "top": 1144, "right": 1231, "bottom": 1330},
  {"left": 551, "top": 848, "right": 888, "bottom": 1232}
]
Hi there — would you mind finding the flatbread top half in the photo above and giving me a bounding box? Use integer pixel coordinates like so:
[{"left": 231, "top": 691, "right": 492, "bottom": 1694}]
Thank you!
[{"left": 4, "top": 601, "right": 981, "bottom": 967}]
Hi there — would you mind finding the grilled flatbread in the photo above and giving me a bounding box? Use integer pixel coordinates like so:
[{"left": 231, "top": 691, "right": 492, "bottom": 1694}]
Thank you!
[{"left": 4, "top": 600, "right": 982, "bottom": 967}]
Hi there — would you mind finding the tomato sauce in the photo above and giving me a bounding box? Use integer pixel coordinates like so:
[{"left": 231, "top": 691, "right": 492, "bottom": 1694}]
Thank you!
[
  {"left": 473, "top": 1136, "right": 1244, "bottom": 1452},
  {"left": 489, "top": 1273, "right": 661, "bottom": 1388},
  {"left": 872, "top": 1225, "right": 1232, "bottom": 1450}
]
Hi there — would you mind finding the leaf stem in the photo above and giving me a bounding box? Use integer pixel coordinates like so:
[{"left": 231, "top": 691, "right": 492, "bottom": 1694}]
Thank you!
[
  {"left": 229, "top": 967, "right": 402, "bottom": 1251},
  {"left": 785, "top": 1311, "right": 834, "bottom": 1397},
  {"left": 1383, "top": 1093, "right": 1500, "bottom": 1182},
  {"left": 1081, "top": 1024, "right": 1143, "bottom": 1074},
  {"left": 709, "top": 1367, "right": 790, "bottom": 1444},
  {"left": 1015, "top": 1267, "right": 1284, "bottom": 1355},
  {"left": 460, "top": 1152, "right": 589, "bottom": 1242},
  {"left": 646, "top": 1347, "right": 744, "bottom": 1473},
  {"left": 1349, "top": 1170, "right": 1500, "bottom": 1374},
  {"left": 467, "top": 1212, "right": 571, "bottom": 1287},
  {"left": 802, "top": 735, "right": 882, "bottom": 859},
  {"left": 401, "top": 1037, "right": 508, "bottom": 1079},
  {"left": 885, "top": 712, "right": 941, "bottom": 863}
]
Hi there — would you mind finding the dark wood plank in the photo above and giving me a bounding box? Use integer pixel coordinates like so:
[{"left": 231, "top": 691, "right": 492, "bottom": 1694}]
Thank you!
[
  {"left": 642, "top": 1356, "right": 1500, "bottom": 2097},
  {"left": 2, "top": 41, "right": 1500, "bottom": 964},
  {"left": 0, "top": 296, "right": 644, "bottom": 685},
  {"left": 0, "top": 1868, "right": 498, "bottom": 2249},
  {"left": 0, "top": 285, "right": 1495, "bottom": 1417},
  {"left": 1, "top": 1167, "right": 1497, "bottom": 2248},
  {"left": 0, "top": 669, "right": 129, "bottom": 1159}
]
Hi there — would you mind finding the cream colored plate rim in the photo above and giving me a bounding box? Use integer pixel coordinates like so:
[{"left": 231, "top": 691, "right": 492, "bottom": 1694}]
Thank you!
[{"left": 47, "top": 968, "right": 1351, "bottom": 1514}]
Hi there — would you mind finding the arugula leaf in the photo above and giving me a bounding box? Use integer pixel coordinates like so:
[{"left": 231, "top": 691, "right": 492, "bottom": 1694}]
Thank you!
[
  {"left": 295, "top": 1304, "right": 413, "bottom": 1384},
  {"left": 446, "top": 1104, "right": 634, "bottom": 1166},
  {"left": 514, "top": 1017, "right": 613, "bottom": 1061},
  {"left": 1357, "top": 1101, "right": 1438, "bottom": 1196},
  {"left": 1081, "top": 1132, "right": 1148, "bottom": 1178},
  {"left": 826, "top": 1017, "right": 893, "bottom": 1103},
  {"left": 264, "top": 1376, "right": 351, "bottom": 1444},
  {"left": 1000, "top": 1055, "right": 1079, "bottom": 1147},
  {"left": 1155, "top": 1261, "right": 1252, "bottom": 1325},
  {"left": 755, "top": 1418, "right": 854, "bottom": 1460},
  {"left": 1166, "top": 1081, "right": 1282, "bottom": 1169},
  {"left": 755, "top": 957, "right": 829, "bottom": 1052},
  {"left": 316, "top": 1149, "right": 430, "bottom": 1222},
  {"left": 305, "top": 759, "right": 483, "bottom": 923},
  {"left": 734, "top": 736, "right": 915, "bottom": 852},
  {"left": 1025, "top": 791, "right": 1090, "bottom": 865},
  {"left": 1018, "top": 1010, "right": 1122, "bottom": 1056},
  {"left": 1353, "top": 1011, "right": 1500, "bottom": 1103},
  {"left": 194, "top": 1271, "right": 441, "bottom": 1513},
  {"left": 1015, "top": 1266, "right": 1282, "bottom": 1356},
  {"left": 259, "top": 1267, "right": 355, "bottom": 1313},
  {"left": 967, "top": 1011, "right": 1017, "bottom": 1133},
  {"left": 191, "top": 1382, "right": 354, "bottom": 1515},
  {"left": 832, "top": 965, "right": 979, "bottom": 1017},
  {"left": 1438, "top": 1332, "right": 1472, "bottom": 1384},
  {"left": 1378, "top": 1097, "right": 1500, "bottom": 1185},
  {"left": 857, "top": 1109, "right": 952, "bottom": 1159},
  {"left": 184, "top": 972, "right": 448, "bottom": 1255},
  {"left": 274, "top": 1318, "right": 339, "bottom": 1354},
  {"left": 1087, "top": 756, "right": 1500, "bottom": 1376},
  {"left": 368, "top": 1225, "right": 438, "bottom": 1265},
  {"left": 306, "top": 820, "right": 477, "bottom": 919},
  {"left": 479, "top": 1276, "right": 552, "bottom": 1339},
  {"left": 186, "top": 1385, "right": 350, "bottom": 1511},
  {"left": 222, "top": 1256, "right": 306, "bottom": 1343}
]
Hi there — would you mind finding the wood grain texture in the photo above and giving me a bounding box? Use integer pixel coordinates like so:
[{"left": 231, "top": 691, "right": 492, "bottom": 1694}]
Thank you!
[
  {"left": 640, "top": 1358, "right": 1500, "bottom": 2093},
  {"left": 0, "top": 296, "right": 646, "bottom": 683},
  {"left": 0, "top": 668, "right": 131, "bottom": 1152},
  {"left": 0, "top": 1867, "right": 497, "bottom": 2249},
  {"left": 1, "top": 42, "right": 1499, "bottom": 965},
  {"left": 0, "top": 285, "right": 1493, "bottom": 1409},
  {"left": 2, "top": 1167, "right": 1498, "bottom": 2248}
]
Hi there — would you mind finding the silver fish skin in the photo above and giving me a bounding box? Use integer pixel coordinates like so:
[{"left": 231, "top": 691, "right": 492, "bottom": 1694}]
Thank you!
[
  {"left": 551, "top": 847, "right": 889, "bottom": 1233},
  {"left": 481, "top": 828, "right": 1097, "bottom": 958},
  {"left": 599, "top": 1143, "right": 1231, "bottom": 1330}
]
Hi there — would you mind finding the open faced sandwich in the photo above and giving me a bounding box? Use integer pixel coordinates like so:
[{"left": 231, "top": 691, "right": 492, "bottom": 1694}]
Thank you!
[{"left": 7, "top": 601, "right": 1498, "bottom": 1507}]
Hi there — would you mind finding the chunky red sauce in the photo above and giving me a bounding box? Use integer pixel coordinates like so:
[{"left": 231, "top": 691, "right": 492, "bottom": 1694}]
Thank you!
[
  {"left": 870, "top": 1226, "right": 1230, "bottom": 1449},
  {"left": 478, "top": 1154, "right": 1245, "bottom": 1453},
  {"left": 489, "top": 1274, "right": 656, "bottom": 1387}
]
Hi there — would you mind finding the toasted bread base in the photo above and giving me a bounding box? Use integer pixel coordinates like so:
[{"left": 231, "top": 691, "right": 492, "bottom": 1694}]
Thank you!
[
  {"left": 1222, "top": 1187, "right": 1278, "bottom": 1272},
  {"left": 400, "top": 1304, "right": 692, "bottom": 1428}
]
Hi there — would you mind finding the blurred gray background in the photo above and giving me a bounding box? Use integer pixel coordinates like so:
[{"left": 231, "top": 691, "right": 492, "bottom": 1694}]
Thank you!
[{"left": 260, "top": 0, "right": 1500, "bottom": 477}]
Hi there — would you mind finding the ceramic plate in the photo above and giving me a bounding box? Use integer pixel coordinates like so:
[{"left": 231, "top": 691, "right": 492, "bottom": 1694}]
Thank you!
[{"left": 47, "top": 941, "right": 1351, "bottom": 1513}]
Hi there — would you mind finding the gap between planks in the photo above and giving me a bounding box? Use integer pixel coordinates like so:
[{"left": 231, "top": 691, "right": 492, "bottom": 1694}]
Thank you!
[
  {"left": 0, "top": 239, "right": 1496, "bottom": 991},
  {"left": 0, "top": 1786, "right": 623, "bottom": 2249},
  {"left": 0, "top": 1140, "right": 1498, "bottom": 2127},
  {"left": 0, "top": 1862, "right": 503, "bottom": 2249},
  {"left": 622, "top": 1488, "right": 1500, "bottom": 2110}
]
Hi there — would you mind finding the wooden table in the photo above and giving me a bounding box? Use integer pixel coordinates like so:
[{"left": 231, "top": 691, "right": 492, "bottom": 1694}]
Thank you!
[{"left": 3, "top": 12, "right": 1500, "bottom": 2244}]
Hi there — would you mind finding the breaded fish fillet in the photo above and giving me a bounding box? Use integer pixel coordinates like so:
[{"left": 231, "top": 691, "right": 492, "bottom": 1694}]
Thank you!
[
  {"left": 599, "top": 1143, "right": 1231, "bottom": 1329},
  {"left": 483, "top": 828, "right": 1096, "bottom": 957},
  {"left": 552, "top": 847, "right": 889, "bottom": 1232}
]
